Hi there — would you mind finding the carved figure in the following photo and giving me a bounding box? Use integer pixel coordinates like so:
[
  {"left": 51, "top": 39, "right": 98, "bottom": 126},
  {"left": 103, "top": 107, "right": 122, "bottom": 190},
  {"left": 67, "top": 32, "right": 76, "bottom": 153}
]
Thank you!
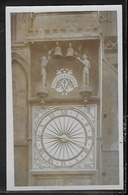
[
  {"left": 40, "top": 52, "right": 51, "bottom": 87},
  {"left": 77, "top": 54, "right": 90, "bottom": 86}
]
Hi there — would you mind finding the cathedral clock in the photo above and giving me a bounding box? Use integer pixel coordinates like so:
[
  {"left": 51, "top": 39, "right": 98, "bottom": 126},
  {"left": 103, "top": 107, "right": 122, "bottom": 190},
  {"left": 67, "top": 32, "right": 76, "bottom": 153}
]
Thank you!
[{"left": 32, "top": 105, "right": 97, "bottom": 171}]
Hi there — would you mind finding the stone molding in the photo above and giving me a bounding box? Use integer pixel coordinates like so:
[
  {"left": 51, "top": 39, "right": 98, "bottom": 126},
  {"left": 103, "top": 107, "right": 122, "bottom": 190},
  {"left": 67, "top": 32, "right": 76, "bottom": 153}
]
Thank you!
[
  {"left": 28, "top": 96, "right": 100, "bottom": 104},
  {"left": 31, "top": 169, "right": 97, "bottom": 175},
  {"left": 102, "top": 56, "right": 117, "bottom": 73},
  {"left": 27, "top": 27, "right": 100, "bottom": 40}
]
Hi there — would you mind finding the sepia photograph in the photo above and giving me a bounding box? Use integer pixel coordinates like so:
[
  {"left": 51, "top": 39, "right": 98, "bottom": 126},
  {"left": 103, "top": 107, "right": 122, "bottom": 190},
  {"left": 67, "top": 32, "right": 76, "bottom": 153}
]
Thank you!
[{"left": 6, "top": 5, "right": 123, "bottom": 191}]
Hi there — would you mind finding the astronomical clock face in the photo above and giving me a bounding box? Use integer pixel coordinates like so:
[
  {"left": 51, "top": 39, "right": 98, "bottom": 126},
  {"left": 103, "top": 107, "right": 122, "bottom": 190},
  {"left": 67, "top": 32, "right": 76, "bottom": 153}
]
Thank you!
[{"left": 32, "top": 105, "right": 97, "bottom": 170}]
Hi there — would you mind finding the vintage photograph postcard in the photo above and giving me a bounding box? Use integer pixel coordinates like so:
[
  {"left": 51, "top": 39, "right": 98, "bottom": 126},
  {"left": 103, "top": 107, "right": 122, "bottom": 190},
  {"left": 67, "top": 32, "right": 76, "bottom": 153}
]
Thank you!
[{"left": 6, "top": 5, "right": 123, "bottom": 191}]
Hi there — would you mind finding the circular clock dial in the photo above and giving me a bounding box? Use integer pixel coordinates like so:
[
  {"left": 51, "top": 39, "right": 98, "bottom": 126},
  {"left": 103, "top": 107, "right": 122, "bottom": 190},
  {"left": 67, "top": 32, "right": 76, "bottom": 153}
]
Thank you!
[{"left": 35, "top": 107, "right": 94, "bottom": 167}]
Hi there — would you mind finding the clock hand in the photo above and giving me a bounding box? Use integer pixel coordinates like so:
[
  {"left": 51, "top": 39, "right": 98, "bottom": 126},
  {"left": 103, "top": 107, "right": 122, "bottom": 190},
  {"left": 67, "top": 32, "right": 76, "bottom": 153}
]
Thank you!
[
  {"left": 42, "top": 134, "right": 86, "bottom": 148},
  {"left": 36, "top": 133, "right": 61, "bottom": 139},
  {"left": 37, "top": 134, "right": 87, "bottom": 149},
  {"left": 64, "top": 137, "right": 86, "bottom": 149},
  {"left": 42, "top": 133, "right": 63, "bottom": 139}
]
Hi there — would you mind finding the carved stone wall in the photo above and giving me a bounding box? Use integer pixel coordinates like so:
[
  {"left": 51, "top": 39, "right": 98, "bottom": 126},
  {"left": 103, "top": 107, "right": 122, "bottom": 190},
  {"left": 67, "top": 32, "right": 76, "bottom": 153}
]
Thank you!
[
  {"left": 102, "top": 58, "right": 118, "bottom": 150},
  {"left": 11, "top": 13, "right": 31, "bottom": 42},
  {"left": 34, "top": 174, "right": 96, "bottom": 186},
  {"left": 27, "top": 12, "right": 100, "bottom": 40},
  {"left": 101, "top": 58, "right": 119, "bottom": 184},
  {"left": 102, "top": 151, "right": 119, "bottom": 185}
]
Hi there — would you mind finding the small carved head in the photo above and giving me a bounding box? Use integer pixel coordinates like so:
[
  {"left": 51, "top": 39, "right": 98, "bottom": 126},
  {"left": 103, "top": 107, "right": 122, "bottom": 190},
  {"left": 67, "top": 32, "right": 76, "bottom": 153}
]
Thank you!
[
  {"left": 40, "top": 56, "right": 48, "bottom": 66},
  {"left": 41, "top": 56, "right": 47, "bottom": 61},
  {"left": 81, "top": 54, "right": 87, "bottom": 60}
]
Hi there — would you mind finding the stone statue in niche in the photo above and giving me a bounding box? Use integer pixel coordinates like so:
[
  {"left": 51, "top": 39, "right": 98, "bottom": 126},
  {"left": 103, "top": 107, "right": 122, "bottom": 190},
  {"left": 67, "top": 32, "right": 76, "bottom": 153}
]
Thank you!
[
  {"left": 36, "top": 51, "right": 51, "bottom": 107},
  {"left": 78, "top": 54, "right": 92, "bottom": 104},
  {"left": 77, "top": 54, "right": 90, "bottom": 87},
  {"left": 41, "top": 52, "right": 51, "bottom": 88}
]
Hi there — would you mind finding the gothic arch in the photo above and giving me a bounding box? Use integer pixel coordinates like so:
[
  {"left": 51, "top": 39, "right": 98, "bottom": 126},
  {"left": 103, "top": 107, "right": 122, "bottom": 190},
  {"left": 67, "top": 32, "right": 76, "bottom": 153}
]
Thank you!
[{"left": 12, "top": 52, "right": 28, "bottom": 80}]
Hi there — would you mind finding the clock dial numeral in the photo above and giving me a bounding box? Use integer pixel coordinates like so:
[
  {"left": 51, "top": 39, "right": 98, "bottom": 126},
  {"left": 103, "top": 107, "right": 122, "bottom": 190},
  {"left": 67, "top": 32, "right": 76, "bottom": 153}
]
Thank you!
[
  {"left": 48, "top": 112, "right": 54, "bottom": 118},
  {"left": 75, "top": 158, "right": 79, "bottom": 162},
  {"left": 84, "top": 123, "right": 89, "bottom": 127},
  {"left": 60, "top": 109, "right": 67, "bottom": 115},
  {"left": 35, "top": 137, "right": 41, "bottom": 142},
  {"left": 61, "top": 161, "right": 67, "bottom": 167},
  {"left": 83, "top": 147, "right": 89, "bottom": 153},
  {"left": 75, "top": 112, "right": 79, "bottom": 118},
  {"left": 35, "top": 134, "right": 41, "bottom": 139},
  {"left": 38, "top": 148, "right": 44, "bottom": 155},
  {"left": 48, "top": 157, "right": 53, "bottom": 165}
]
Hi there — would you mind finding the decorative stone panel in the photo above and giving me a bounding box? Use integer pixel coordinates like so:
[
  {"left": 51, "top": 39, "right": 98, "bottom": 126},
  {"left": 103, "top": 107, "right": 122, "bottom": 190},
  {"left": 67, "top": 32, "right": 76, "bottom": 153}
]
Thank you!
[{"left": 32, "top": 105, "right": 97, "bottom": 173}]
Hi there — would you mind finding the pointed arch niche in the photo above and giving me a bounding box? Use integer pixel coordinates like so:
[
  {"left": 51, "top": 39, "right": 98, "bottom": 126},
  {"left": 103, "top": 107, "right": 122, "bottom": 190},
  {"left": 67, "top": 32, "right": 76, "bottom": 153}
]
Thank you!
[{"left": 12, "top": 53, "right": 28, "bottom": 186}]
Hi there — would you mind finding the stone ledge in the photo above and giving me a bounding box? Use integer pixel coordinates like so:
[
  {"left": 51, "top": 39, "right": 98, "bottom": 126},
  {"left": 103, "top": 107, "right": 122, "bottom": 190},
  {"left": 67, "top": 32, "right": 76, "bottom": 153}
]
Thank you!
[
  {"left": 28, "top": 96, "right": 100, "bottom": 103},
  {"left": 31, "top": 169, "right": 97, "bottom": 175},
  {"left": 27, "top": 36, "right": 101, "bottom": 43},
  {"left": 11, "top": 42, "right": 29, "bottom": 48}
]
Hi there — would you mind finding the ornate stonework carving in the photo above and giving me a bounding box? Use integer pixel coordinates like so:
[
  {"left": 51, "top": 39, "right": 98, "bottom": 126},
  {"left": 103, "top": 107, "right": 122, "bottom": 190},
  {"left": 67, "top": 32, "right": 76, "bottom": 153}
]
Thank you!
[
  {"left": 33, "top": 148, "right": 51, "bottom": 169},
  {"left": 51, "top": 69, "right": 78, "bottom": 95},
  {"left": 104, "top": 36, "right": 117, "bottom": 50},
  {"left": 79, "top": 105, "right": 96, "bottom": 124},
  {"left": 74, "top": 149, "right": 95, "bottom": 169}
]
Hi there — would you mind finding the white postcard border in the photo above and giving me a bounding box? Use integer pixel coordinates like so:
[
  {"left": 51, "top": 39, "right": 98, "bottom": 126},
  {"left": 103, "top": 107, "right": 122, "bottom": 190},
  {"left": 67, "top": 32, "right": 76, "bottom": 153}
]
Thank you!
[{"left": 6, "top": 5, "right": 123, "bottom": 191}]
